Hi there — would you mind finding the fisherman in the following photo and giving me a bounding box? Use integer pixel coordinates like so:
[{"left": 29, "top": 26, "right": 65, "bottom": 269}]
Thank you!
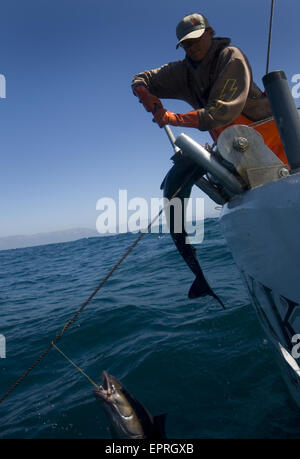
[
  {"left": 131, "top": 13, "right": 287, "bottom": 303},
  {"left": 132, "top": 12, "right": 288, "bottom": 165}
]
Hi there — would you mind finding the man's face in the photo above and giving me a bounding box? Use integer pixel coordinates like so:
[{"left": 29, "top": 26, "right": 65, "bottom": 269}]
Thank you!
[{"left": 181, "top": 29, "right": 214, "bottom": 62}]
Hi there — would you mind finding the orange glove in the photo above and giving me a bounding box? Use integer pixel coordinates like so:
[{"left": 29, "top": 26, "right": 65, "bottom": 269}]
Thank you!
[
  {"left": 134, "top": 86, "right": 162, "bottom": 114},
  {"left": 153, "top": 107, "right": 200, "bottom": 128}
]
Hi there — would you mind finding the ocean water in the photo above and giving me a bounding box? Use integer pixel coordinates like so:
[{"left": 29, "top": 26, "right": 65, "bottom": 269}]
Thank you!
[{"left": 1, "top": 218, "right": 300, "bottom": 439}]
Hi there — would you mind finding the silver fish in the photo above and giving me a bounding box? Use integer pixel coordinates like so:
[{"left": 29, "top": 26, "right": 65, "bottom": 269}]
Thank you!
[{"left": 93, "top": 371, "right": 166, "bottom": 439}]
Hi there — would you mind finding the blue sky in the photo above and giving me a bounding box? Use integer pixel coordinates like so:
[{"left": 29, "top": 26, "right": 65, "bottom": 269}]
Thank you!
[{"left": 1, "top": 0, "right": 299, "bottom": 237}]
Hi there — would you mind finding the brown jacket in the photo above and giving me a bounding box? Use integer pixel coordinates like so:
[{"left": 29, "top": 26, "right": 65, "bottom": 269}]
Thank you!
[{"left": 132, "top": 38, "right": 272, "bottom": 131}]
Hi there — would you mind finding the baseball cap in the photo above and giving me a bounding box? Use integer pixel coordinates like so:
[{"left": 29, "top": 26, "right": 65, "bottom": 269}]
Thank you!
[{"left": 176, "top": 13, "right": 211, "bottom": 49}]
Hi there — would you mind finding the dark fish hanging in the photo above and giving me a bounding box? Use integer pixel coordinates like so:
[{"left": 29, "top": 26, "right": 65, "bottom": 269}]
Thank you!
[{"left": 161, "top": 156, "right": 225, "bottom": 309}]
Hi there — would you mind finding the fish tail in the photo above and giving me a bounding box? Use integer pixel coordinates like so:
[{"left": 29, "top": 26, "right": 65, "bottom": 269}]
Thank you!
[
  {"left": 188, "top": 274, "right": 212, "bottom": 299},
  {"left": 188, "top": 275, "right": 226, "bottom": 310}
]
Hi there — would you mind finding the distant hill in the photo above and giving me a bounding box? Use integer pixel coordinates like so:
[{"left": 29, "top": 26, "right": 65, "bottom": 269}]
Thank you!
[
  {"left": 0, "top": 228, "right": 102, "bottom": 251},
  {"left": 0, "top": 215, "right": 219, "bottom": 251}
]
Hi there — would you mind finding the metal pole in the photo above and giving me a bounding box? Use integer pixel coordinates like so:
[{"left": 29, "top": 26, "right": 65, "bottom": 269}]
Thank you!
[
  {"left": 162, "top": 125, "right": 228, "bottom": 203},
  {"left": 175, "top": 133, "right": 246, "bottom": 195},
  {"left": 263, "top": 71, "right": 300, "bottom": 173},
  {"left": 266, "top": 0, "right": 275, "bottom": 74},
  {"left": 163, "top": 125, "right": 181, "bottom": 154}
]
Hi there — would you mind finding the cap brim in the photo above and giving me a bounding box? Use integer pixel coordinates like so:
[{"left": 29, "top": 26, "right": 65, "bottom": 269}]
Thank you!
[{"left": 176, "top": 28, "right": 206, "bottom": 49}]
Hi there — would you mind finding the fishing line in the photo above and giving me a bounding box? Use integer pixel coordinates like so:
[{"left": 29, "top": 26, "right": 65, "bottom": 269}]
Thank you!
[{"left": 51, "top": 342, "right": 101, "bottom": 390}]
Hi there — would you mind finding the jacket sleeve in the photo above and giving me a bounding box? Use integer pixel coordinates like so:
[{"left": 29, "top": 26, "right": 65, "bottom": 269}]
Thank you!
[
  {"left": 197, "top": 47, "right": 251, "bottom": 131},
  {"left": 132, "top": 60, "right": 191, "bottom": 102}
]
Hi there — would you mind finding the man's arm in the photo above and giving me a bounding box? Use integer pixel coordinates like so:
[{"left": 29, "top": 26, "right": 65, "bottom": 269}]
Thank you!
[
  {"left": 132, "top": 60, "right": 190, "bottom": 101},
  {"left": 132, "top": 60, "right": 201, "bottom": 128}
]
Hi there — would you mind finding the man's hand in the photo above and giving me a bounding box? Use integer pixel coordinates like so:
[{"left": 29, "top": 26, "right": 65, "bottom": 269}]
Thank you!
[
  {"left": 152, "top": 108, "right": 176, "bottom": 127},
  {"left": 134, "top": 86, "right": 163, "bottom": 114},
  {"left": 153, "top": 107, "right": 200, "bottom": 128}
]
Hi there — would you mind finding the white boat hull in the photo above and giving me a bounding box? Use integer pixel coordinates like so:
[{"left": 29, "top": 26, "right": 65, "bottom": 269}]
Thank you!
[{"left": 219, "top": 173, "right": 300, "bottom": 406}]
